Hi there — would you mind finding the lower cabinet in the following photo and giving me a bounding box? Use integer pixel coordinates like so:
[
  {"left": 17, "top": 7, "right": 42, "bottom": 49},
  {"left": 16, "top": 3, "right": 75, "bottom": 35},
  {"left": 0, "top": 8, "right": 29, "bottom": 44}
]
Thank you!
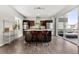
[
  {"left": 3, "top": 31, "right": 17, "bottom": 44},
  {"left": 24, "top": 31, "right": 51, "bottom": 42}
]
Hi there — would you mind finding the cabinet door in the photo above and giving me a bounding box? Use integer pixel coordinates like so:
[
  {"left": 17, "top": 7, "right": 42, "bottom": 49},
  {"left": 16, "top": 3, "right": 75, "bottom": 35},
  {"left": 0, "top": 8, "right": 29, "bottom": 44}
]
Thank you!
[
  {"left": 30, "top": 21, "right": 34, "bottom": 26},
  {"left": 3, "top": 33, "right": 9, "bottom": 44}
]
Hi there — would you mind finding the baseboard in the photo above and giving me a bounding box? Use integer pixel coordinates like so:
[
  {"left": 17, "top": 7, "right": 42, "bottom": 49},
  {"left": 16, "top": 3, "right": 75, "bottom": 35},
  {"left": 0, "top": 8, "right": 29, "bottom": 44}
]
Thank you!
[{"left": 0, "top": 43, "right": 5, "bottom": 47}]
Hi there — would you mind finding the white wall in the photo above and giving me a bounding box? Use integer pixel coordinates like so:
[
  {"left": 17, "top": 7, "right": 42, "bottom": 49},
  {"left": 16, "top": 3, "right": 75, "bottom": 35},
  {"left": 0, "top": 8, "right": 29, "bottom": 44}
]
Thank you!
[
  {"left": 0, "top": 17, "right": 3, "bottom": 46},
  {"left": 50, "top": 17, "right": 54, "bottom": 35},
  {"left": 0, "top": 6, "right": 24, "bottom": 46}
]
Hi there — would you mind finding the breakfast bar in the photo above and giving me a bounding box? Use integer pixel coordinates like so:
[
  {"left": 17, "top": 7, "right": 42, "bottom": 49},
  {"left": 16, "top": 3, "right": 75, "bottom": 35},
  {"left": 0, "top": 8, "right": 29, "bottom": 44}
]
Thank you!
[
  {"left": 23, "top": 20, "right": 53, "bottom": 43},
  {"left": 23, "top": 29, "right": 52, "bottom": 42}
]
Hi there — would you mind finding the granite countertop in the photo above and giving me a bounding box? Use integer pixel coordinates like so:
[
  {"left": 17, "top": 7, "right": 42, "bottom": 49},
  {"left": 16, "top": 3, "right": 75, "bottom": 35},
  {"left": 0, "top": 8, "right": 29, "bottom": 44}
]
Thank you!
[{"left": 23, "top": 29, "right": 52, "bottom": 31}]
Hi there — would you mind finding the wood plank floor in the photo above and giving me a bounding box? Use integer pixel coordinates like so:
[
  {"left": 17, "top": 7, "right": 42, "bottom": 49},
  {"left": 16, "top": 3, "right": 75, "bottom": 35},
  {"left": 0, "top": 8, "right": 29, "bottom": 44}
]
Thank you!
[{"left": 0, "top": 36, "right": 78, "bottom": 54}]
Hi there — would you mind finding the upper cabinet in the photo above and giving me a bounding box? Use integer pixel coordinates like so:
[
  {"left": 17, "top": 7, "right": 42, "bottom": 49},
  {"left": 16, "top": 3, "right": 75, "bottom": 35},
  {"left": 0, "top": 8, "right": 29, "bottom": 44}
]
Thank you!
[{"left": 23, "top": 20, "right": 53, "bottom": 29}]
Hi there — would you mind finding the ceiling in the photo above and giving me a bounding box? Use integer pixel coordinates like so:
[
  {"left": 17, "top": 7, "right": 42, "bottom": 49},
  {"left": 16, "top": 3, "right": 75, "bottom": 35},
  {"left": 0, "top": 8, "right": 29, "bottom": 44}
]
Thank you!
[{"left": 12, "top": 5, "right": 74, "bottom": 18}]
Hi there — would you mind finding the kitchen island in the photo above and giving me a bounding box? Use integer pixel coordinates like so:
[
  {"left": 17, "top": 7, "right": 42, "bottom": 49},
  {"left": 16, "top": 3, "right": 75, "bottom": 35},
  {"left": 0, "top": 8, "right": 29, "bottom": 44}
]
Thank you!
[{"left": 23, "top": 29, "right": 52, "bottom": 42}]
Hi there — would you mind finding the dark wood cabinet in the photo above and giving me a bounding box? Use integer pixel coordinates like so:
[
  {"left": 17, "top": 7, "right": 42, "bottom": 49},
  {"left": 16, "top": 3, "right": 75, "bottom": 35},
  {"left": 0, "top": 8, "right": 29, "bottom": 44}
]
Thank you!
[
  {"left": 29, "top": 21, "right": 34, "bottom": 27},
  {"left": 23, "top": 20, "right": 53, "bottom": 29},
  {"left": 40, "top": 20, "right": 53, "bottom": 28},
  {"left": 23, "top": 20, "right": 53, "bottom": 42},
  {"left": 40, "top": 21, "right": 46, "bottom": 26},
  {"left": 23, "top": 20, "right": 34, "bottom": 29},
  {"left": 24, "top": 31, "right": 51, "bottom": 42}
]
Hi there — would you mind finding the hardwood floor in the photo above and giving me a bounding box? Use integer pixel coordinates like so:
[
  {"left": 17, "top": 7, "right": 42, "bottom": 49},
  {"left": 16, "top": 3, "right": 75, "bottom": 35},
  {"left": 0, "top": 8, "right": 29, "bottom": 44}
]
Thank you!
[{"left": 0, "top": 36, "right": 78, "bottom": 54}]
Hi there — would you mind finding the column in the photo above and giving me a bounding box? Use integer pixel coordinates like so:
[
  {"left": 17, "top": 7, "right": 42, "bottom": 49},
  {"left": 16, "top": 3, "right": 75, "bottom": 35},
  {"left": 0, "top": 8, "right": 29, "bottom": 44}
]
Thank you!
[
  {"left": 53, "top": 17, "right": 58, "bottom": 36},
  {"left": 63, "top": 22, "right": 66, "bottom": 38}
]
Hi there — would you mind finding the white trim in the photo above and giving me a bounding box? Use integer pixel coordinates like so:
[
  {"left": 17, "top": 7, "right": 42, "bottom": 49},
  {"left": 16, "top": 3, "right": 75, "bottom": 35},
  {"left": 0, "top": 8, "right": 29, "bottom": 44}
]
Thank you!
[
  {"left": 0, "top": 43, "right": 5, "bottom": 47},
  {"left": 77, "top": 7, "right": 79, "bottom": 46}
]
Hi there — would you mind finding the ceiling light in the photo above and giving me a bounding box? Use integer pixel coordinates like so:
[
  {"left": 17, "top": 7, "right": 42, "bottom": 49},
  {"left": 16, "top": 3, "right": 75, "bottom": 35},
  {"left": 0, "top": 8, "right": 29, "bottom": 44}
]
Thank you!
[{"left": 34, "top": 7, "right": 45, "bottom": 10}]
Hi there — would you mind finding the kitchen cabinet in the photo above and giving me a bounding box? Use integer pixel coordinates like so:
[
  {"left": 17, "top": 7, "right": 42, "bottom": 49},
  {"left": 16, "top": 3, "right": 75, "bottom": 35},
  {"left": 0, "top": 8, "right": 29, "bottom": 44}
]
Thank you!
[{"left": 24, "top": 29, "right": 52, "bottom": 42}]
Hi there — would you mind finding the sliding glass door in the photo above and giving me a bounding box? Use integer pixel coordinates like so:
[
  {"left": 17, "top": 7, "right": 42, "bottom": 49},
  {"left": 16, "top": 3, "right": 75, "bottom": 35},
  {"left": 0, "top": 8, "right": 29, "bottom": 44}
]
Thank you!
[{"left": 57, "top": 7, "right": 78, "bottom": 45}]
